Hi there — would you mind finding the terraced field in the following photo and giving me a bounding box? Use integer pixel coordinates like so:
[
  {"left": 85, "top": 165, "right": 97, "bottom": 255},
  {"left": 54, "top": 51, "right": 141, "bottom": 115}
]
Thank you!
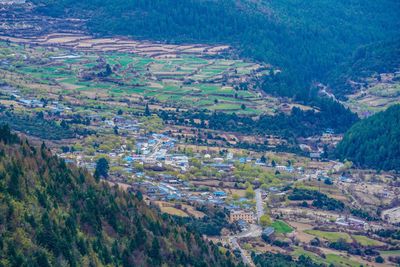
[
  {"left": 293, "top": 248, "right": 361, "bottom": 267},
  {"left": 344, "top": 72, "right": 400, "bottom": 117},
  {"left": 304, "top": 230, "right": 384, "bottom": 247},
  {"left": 304, "top": 230, "right": 352, "bottom": 243},
  {"left": 0, "top": 39, "right": 279, "bottom": 115}
]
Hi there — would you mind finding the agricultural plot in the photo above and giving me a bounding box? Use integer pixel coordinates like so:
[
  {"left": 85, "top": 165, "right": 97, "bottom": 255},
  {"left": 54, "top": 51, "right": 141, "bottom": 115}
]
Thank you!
[
  {"left": 292, "top": 248, "right": 360, "bottom": 267},
  {"left": 0, "top": 33, "right": 230, "bottom": 58},
  {"left": 304, "top": 230, "right": 352, "bottom": 242},
  {"left": 304, "top": 230, "right": 384, "bottom": 247},
  {"left": 271, "top": 220, "right": 293, "bottom": 234},
  {"left": 380, "top": 250, "right": 400, "bottom": 256},
  {"left": 324, "top": 254, "right": 362, "bottom": 267},
  {"left": 344, "top": 72, "right": 400, "bottom": 117},
  {"left": 352, "top": 235, "right": 384, "bottom": 247},
  {"left": 160, "top": 206, "right": 189, "bottom": 217},
  {"left": 0, "top": 40, "right": 276, "bottom": 115}
]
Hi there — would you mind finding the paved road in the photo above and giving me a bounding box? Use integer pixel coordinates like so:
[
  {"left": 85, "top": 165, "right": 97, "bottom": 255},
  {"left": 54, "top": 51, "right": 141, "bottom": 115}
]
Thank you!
[
  {"left": 230, "top": 237, "right": 254, "bottom": 266},
  {"left": 255, "top": 188, "right": 264, "bottom": 223},
  {"left": 235, "top": 224, "right": 262, "bottom": 238},
  {"left": 148, "top": 138, "right": 164, "bottom": 159},
  {"left": 228, "top": 224, "right": 261, "bottom": 266}
]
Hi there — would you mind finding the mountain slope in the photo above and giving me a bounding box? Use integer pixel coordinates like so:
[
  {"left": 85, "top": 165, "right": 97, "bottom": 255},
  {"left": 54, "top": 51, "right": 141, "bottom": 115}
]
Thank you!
[
  {"left": 31, "top": 0, "right": 400, "bottom": 99},
  {"left": 336, "top": 104, "right": 400, "bottom": 171},
  {"left": 329, "top": 38, "right": 400, "bottom": 98},
  {"left": 0, "top": 125, "right": 236, "bottom": 267}
]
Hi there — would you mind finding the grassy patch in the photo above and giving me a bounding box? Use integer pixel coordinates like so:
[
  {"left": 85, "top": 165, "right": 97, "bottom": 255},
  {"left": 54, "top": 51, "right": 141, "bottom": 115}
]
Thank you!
[
  {"left": 160, "top": 207, "right": 189, "bottom": 217},
  {"left": 352, "top": 235, "right": 384, "bottom": 246},
  {"left": 293, "top": 248, "right": 360, "bottom": 267},
  {"left": 304, "top": 230, "right": 352, "bottom": 242},
  {"left": 292, "top": 248, "right": 326, "bottom": 265},
  {"left": 379, "top": 250, "right": 400, "bottom": 256},
  {"left": 325, "top": 254, "right": 360, "bottom": 267},
  {"left": 272, "top": 220, "right": 293, "bottom": 234}
]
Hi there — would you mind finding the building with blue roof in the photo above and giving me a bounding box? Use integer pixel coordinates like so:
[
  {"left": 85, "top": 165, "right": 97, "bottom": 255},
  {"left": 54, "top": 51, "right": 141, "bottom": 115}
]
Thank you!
[
  {"left": 262, "top": 227, "right": 275, "bottom": 237},
  {"left": 213, "top": 191, "right": 227, "bottom": 197},
  {"left": 124, "top": 156, "right": 133, "bottom": 162}
]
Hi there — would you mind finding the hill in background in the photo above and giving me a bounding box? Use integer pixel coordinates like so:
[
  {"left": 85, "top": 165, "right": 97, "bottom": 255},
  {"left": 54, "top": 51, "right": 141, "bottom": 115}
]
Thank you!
[{"left": 32, "top": 0, "right": 400, "bottom": 100}]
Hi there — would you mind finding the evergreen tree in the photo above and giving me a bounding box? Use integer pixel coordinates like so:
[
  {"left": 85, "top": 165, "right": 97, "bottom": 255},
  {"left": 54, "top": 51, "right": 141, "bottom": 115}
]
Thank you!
[
  {"left": 94, "top": 157, "right": 109, "bottom": 180},
  {"left": 145, "top": 103, "right": 151, "bottom": 116},
  {"left": 0, "top": 130, "right": 235, "bottom": 267}
]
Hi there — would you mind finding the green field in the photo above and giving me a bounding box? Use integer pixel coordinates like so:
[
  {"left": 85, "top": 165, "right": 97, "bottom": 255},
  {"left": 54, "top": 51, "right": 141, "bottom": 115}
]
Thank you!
[
  {"left": 271, "top": 220, "right": 293, "bottom": 234},
  {"left": 379, "top": 250, "right": 400, "bottom": 256},
  {"left": 304, "top": 230, "right": 352, "bottom": 242},
  {"left": 292, "top": 248, "right": 324, "bottom": 264},
  {"left": 304, "top": 230, "right": 384, "bottom": 247},
  {"left": 0, "top": 41, "right": 275, "bottom": 115},
  {"left": 293, "top": 248, "right": 360, "bottom": 267},
  {"left": 325, "top": 254, "right": 360, "bottom": 267},
  {"left": 352, "top": 235, "right": 383, "bottom": 246}
]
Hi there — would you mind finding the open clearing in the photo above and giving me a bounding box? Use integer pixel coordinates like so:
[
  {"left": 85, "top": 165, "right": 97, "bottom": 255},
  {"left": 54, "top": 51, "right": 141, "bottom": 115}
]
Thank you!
[
  {"left": 160, "top": 206, "right": 189, "bottom": 217},
  {"left": 293, "top": 248, "right": 362, "bottom": 267},
  {"left": 304, "top": 230, "right": 384, "bottom": 247},
  {"left": 271, "top": 220, "right": 293, "bottom": 234},
  {"left": 304, "top": 230, "right": 352, "bottom": 242},
  {"left": 352, "top": 235, "right": 384, "bottom": 247}
]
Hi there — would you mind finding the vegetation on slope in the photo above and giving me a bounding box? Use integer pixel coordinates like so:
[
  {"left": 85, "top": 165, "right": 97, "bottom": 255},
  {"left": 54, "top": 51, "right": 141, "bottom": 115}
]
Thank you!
[
  {"left": 0, "top": 111, "right": 81, "bottom": 140},
  {"left": 329, "top": 39, "right": 400, "bottom": 97},
  {"left": 288, "top": 188, "right": 345, "bottom": 211},
  {"left": 159, "top": 95, "right": 359, "bottom": 138},
  {"left": 336, "top": 104, "right": 400, "bottom": 171},
  {"left": 32, "top": 0, "right": 400, "bottom": 99},
  {"left": 0, "top": 125, "right": 236, "bottom": 267}
]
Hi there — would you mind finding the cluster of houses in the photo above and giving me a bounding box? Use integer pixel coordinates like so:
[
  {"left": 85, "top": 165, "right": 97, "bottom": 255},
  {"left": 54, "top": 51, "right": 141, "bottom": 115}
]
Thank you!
[
  {"left": 130, "top": 178, "right": 229, "bottom": 205},
  {"left": 52, "top": 112, "right": 361, "bottom": 235},
  {"left": 335, "top": 217, "right": 367, "bottom": 230},
  {"left": 11, "top": 93, "right": 72, "bottom": 113}
]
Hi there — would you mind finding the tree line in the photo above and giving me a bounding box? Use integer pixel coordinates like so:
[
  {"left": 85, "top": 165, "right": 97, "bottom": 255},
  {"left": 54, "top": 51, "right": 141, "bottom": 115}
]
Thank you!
[{"left": 158, "top": 96, "right": 358, "bottom": 140}]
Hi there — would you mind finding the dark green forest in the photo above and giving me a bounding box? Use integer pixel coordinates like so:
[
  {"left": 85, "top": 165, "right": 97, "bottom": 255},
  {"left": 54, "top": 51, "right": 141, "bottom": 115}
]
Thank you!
[
  {"left": 288, "top": 188, "right": 345, "bottom": 212},
  {"left": 336, "top": 104, "right": 400, "bottom": 171},
  {"left": 0, "top": 125, "right": 236, "bottom": 267},
  {"left": 32, "top": 0, "right": 400, "bottom": 100},
  {"left": 0, "top": 112, "right": 75, "bottom": 140}
]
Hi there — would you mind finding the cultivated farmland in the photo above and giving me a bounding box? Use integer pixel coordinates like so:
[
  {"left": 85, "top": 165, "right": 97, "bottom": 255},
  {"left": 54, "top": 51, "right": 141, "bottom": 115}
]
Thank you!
[{"left": 0, "top": 35, "right": 281, "bottom": 115}]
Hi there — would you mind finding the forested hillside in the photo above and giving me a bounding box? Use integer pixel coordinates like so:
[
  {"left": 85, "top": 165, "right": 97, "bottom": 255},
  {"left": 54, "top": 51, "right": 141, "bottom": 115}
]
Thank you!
[
  {"left": 32, "top": 0, "right": 400, "bottom": 99},
  {"left": 0, "top": 125, "right": 236, "bottom": 267},
  {"left": 329, "top": 39, "right": 400, "bottom": 97},
  {"left": 336, "top": 105, "right": 400, "bottom": 171}
]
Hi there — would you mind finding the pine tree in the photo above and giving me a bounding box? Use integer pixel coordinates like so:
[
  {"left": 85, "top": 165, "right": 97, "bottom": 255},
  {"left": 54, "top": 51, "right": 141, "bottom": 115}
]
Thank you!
[
  {"left": 8, "top": 163, "right": 22, "bottom": 199},
  {"left": 149, "top": 237, "right": 161, "bottom": 264},
  {"left": 144, "top": 103, "right": 151, "bottom": 116},
  {"left": 94, "top": 158, "right": 109, "bottom": 181}
]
